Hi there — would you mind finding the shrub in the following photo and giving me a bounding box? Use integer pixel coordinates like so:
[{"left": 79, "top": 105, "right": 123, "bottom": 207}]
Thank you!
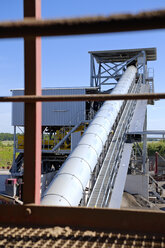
[{"left": 147, "top": 141, "right": 165, "bottom": 156}]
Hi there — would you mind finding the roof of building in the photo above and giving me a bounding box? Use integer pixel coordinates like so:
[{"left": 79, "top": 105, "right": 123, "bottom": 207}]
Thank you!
[{"left": 89, "top": 48, "right": 157, "bottom": 63}]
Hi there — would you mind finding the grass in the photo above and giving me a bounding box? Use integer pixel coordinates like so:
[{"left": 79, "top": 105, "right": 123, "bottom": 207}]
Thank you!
[
  {"left": 0, "top": 139, "right": 165, "bottom": 169},
  {"left": 0, "top": 141, "right": 13, "bottom": 168},
  {"left": 147, "top": 140, "right": 165, "bottom": 156}
]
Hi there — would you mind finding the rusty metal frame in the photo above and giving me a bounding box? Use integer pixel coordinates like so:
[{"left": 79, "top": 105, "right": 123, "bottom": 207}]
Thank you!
[
  {"left": 0, "top": 1, "right": 165, "bottom": 231},
  {"left": 0, "top": 10, "right": 165, "bottom": 38},
  {"left": 23, "top": 0, "right": 41, "bottom": 204},
  {"left": 0, "top": 92, "right": 165, "bottom": 102},
  {"left": 0, "top": 204, "right": 164, "bottom": 235}
]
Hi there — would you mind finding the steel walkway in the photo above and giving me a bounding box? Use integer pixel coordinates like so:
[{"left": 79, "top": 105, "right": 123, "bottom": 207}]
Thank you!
[
  {"left": 87, "top": 82, "right": 139, "bottom": 208},
  {"left": 87, "top": 77, "right": 152, "bottom": 208}
]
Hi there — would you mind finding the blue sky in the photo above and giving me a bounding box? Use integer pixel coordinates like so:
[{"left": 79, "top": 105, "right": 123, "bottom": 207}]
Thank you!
[{"left": 0, "top": 0, "right": 165, "bottom": 132}]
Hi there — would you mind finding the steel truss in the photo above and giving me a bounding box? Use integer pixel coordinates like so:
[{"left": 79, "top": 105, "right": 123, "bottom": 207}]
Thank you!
[{"left": 89, "top": 49, "right": 154, "bottom": 91}]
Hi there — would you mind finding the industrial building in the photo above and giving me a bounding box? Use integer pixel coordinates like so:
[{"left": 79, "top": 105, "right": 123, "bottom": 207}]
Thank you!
[
  {"left": 0, "top": 1, "right": 165, "bottom": 247},
  {"left": 6, "top": 47, "right": 159, "bottom": 208}
]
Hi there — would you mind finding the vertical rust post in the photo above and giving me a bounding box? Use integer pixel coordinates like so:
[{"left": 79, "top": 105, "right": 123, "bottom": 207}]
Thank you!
[
  {"left": 155, "top": 152, "right": 158, "bottom": 175},
  {"left": 23, "top": 0, "right": 41, "bottom": 204}
]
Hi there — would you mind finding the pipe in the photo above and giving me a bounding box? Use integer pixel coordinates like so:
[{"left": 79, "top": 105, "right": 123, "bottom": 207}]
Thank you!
[{"left": 41, "top": 65, "right": 137, "bottom": 206}]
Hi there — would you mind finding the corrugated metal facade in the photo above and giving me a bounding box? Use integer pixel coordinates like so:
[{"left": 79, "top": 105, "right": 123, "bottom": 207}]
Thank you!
[
  {"left": 12, "top": 88, "right": 86, "bottom": 126},
  {"left": 12, "top": 90, "right": 24, "bottom": 126}
]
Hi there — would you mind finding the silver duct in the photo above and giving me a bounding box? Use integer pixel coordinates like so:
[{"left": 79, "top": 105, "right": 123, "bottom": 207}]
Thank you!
[{"left": 41, "top": 65, "right": 137, "bottom": 206}]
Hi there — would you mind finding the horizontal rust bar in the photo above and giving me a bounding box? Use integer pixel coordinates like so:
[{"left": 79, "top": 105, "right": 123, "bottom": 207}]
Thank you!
[
  {"left": 0, "top": 93, "right": 165, "bottom": 102},
  {"left": 0, "top": 204, "right": 164, "bottom": 235},
  {"left": 0, "top": 9, "right": 165, "bottom": 38}
]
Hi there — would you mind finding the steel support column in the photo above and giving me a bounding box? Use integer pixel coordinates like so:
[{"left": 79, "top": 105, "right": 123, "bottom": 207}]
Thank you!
[
  {"left": 23, "top": 0, "right": 41, "bottom": 204},
  {"left": 142, "top": 110, "right": 147, "bottom": 174},
  {"left": 11, "top": 126, "right": 16, "bottom": 173},
  {"left": 90, "top": 54, "right": 94, "bottom": 87},
  {"left": 142, "top": 51, "right": 146, "bottom": 84}
]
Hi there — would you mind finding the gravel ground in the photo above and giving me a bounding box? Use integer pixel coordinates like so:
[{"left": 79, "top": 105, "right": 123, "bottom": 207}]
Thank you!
[{"left": 121, "top": 192, "right": 160, "bottom": 210}]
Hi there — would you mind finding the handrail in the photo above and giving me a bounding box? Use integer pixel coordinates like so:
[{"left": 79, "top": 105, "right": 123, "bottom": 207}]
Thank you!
[{"left": 157, "top": 152, "right": 165, "bottom": 163}]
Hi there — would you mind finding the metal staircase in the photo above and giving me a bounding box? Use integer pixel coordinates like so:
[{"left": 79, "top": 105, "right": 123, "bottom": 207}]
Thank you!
[{"left": 149, "top": 175, "right": 165, "bottom": 203}]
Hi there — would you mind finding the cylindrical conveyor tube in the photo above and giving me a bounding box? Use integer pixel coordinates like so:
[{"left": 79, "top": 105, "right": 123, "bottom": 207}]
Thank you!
[{"left": 41, "top": 65, "right": 137, "bottom": 206}]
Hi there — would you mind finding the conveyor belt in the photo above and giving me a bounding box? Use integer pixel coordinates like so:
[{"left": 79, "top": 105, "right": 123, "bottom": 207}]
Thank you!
[
  {"left": 87, "top": 81, "right": 139, "bottom": 208},
  {"left": 41, "top": 66, "right": 137, "bottom": 207}
]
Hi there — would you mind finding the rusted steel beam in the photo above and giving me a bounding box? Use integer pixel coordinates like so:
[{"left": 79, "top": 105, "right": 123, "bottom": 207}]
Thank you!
[
  {"left": 0, "top": 205, "right": 164, "bottom": 235},
  {"left": 0, "top": 10, "right": 165, "bottom": 38},
  {"left": 1, "top": 92, "right": 165, "bottom": 102},
  {"left": 23, "top": 0, "right": 41, "bottom": 205},
  {"left": 155, "top": 152, "right": 158, "bottom": 175}
]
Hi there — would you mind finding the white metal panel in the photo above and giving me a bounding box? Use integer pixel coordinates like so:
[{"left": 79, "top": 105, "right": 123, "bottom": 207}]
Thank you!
[
  {"left": 41, "top": 172, "right": 84, "bottom": 206},
  {"left": 108, "top": 143, "right": 133, "bottom": 209},
  {"left": 80, "top": 133, "right": 103, "bottom": 156},
  {"left": 70, "top": 144, "right": 98, "bottom": 169},
  {"left": 86, "top": 124, "right": 107, "bottom": 144},
  {"left": 42, "top": 194, "right": 71, "bottom": 206},
  {"left": 91, "top": 116, "right": 111, "bottom": 136},
  {"left": 124, "top": 175, "right": 149, "bottom": 199},
  {"left": 11, "top": 88, "right": 86, "bottom": 126}
]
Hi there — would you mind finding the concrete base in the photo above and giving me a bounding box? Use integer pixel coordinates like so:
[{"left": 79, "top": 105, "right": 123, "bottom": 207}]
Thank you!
[{"left": 124, "top": 174, "right": 149, "bottom": 199}]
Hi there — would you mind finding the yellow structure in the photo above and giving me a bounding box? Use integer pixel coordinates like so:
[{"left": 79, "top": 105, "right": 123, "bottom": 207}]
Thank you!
[{"left": 17, "top": 125, "right": 86, "bottom": 151}]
